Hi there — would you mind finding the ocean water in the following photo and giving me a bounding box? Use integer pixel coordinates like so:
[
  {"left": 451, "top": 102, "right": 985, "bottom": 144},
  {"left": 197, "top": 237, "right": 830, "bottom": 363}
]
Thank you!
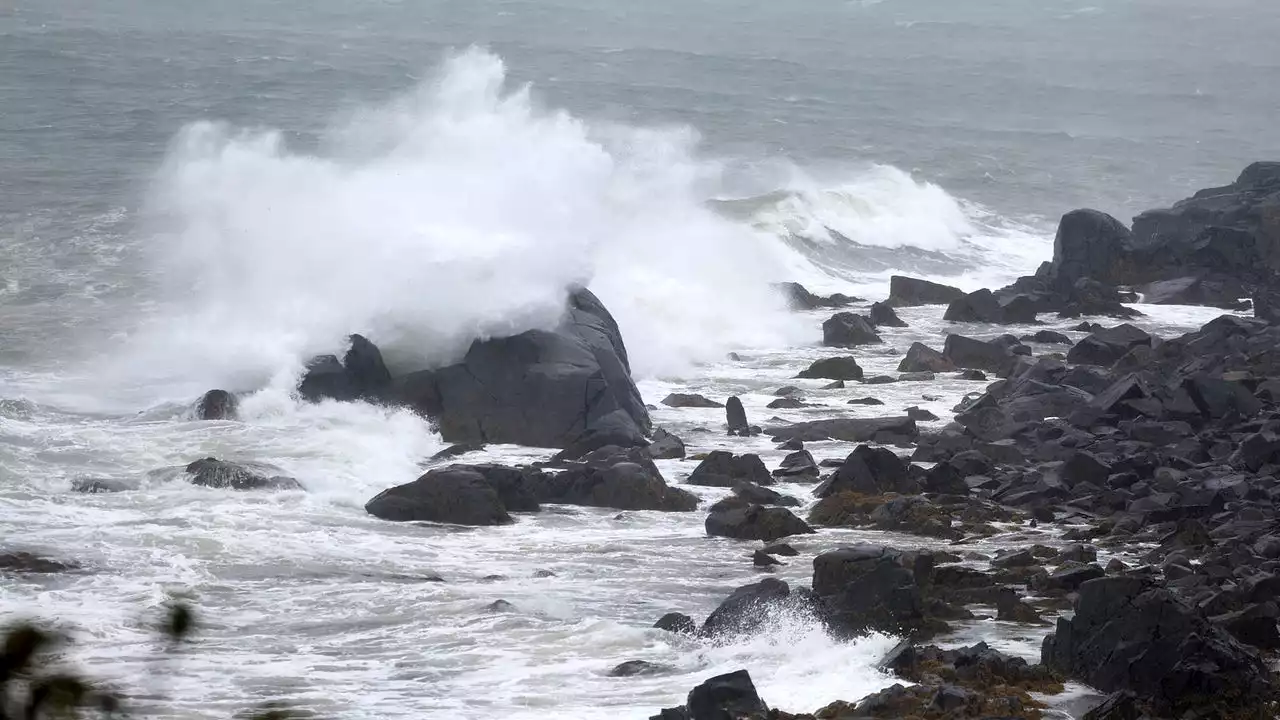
[{"left": 1, "top": 0, "right": 1277, "bottom": 717}]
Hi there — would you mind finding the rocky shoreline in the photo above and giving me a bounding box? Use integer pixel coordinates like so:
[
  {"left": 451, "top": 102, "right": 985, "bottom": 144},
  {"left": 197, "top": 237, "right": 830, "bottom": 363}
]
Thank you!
[{"left": 11, "top": 163, "right": 1280, "bottom": 718}]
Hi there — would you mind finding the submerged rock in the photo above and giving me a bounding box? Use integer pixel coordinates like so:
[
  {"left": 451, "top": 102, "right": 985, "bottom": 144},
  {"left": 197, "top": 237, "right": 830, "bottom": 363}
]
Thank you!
[
  {"left": 184, "top": 458, "right": 301, "bottom": 491},
  {"left": 365, "top": 466, "right": 520, "bottom": 525},
  {"left": 661, "top": 393, "right": 723, "bottom": 409},
  {"left": 196, "top": 389, "right": 237, "bottom": 420},
  {"left": 823, "top": 312, "right": 883, "bottom": 347},
  {"left": 797, "top": 356, "right": 863, "bottom": 381},
  {"left": 887, "top": 276, "right": 966, "bottom": 307},
  {"left": 705, "top": 505, "right": 814, "bottom": 542},
  {"left": 688, "top": 451, "right": 773, "bottom": 487}
]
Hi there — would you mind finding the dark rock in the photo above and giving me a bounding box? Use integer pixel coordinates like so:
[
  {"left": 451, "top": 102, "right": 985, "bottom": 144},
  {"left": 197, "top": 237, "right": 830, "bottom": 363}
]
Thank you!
[
  {"left": 869, "top": 301, "right": 908, "bottom": 327},
  {"left": 184, "top": 458, "right": 301, "bottom": 491},
  {"left": 487, "top": 599, "right": 515, "bottom": 612},
  {"left": 753, "top": 549, "right": 782, "bottom": 567},
  {"left": 943, "top": 334, "right": 1015, "bottom": 376},
  {"left": 1139, "top": 275, "right": 1251, "bottom": 309},
  {"left": 823, "top": 312, "right": 882, "bottom": 347},
  {"left": 654, "top": 612, "right": 696, "bottom": 635},
  {"left": 396, "top": 289, "right": 649, "bottom": 451},
  {"left": 1043, "top": 576, "right": 1277, "bottom": 716},
  {"left": 797, "top": 356, "right": 863, "bottom": 381},
  {"left": 765, "top": 416, "right": 916, "bottom": 444},
  {"left": 662, "top": 394, "right": 723, "bottom": 409},
  {"left": 0, "top": 552, "right": 79, "bottom": 574},
  {"left": 862, "top": 375, "right": 897, "bottom": 385},
  {"left": 1059, "top": 451, "right": 1111, "bottom": 488},
  {"left": 647, "top": 428, "right": 686, "bottom": 460},
  {"left": 762, "top": 543, "right": 799, "bottom": 557},
  {"left": 609, "top": 660, "right": 674, "bottom": 677},
  {"left": 897, "top": 342, "right": 956, "bottom": 373},
  {"left": 701, "top": 579, "right": 792, "bottom": 637},
  {"left": 847, "top": 397, "right": 884, "bottom": 406},
  {"left": 196, "top": 389, "right": 237, "bottom": 420},
  {"left": 897, "top": 372, "right": 935, "bottom": 382},
  {"left": 1213, "top": 603, "right": 1280, "bottom": 651},
  {"left": 906, "top": 406, "right": 938, "bottom": 422},
  {"left": 814, "top": 445, "right": 912, "bottom": 498},
  {"left": 539, "top": 457, "right": 698, "bottom": 511},
  {"left": 766, "top": 397, "right": 805, "bottom": 409},
  {"left": 1082, "top": 691, "right": 1142, "bottom": 720},
  {"left": 299, "top": 334, "right": 392, "bottom": 403},
  {"left": 431, "top": 443, "right": 486, "bottom": 461},
  {"left": 706, "top": 505, "right": 814, "bottom": 542},
  {"left": 772, "top": 450, "right": 819, "bottom": 480},
  {"left": 958, "top": 369, "right": 987, "bottom": 381},
  {"left": 1050, "top": 209, "right": 1134, "bottom": 289},
  {"left": 821, "top": 380, "right": 845, "bottom": 389},
  {"left": 688, "top": 451, "right": 773, "bottom": 487},
  {"left": 686, "top": 670, "right": 769, "bottom": 720},
  {"left": 733, "top": 482, "right": 799, "bottom": 507},
  {"left": 365, "top": 466, "right": 515, "bottom": 525},
  {"left": 725, "top": 396, "right": 749, "bottom": 434},
  {"left": 1067, "top": 324, "right": 1156, "bottom": 367},
  {"left": 779, "top": 282, "right": 857, "bottom": 311},
  {"left": 1023, "top": 330, "right": 1074, "bottom": 345},
  {"left": 888, "top": 276, "right": 966, "bottom": 307},
  {"left": 773, "top": 386, "right": 801, "bottom": 397},
  {"left": 944, "top": 288, "right": 1036, "bottom": 325},
  {"left": 813, "top": 544, "right": 940, "bottom": 638},
  {"left": 70, "top": 478, "right": 135, "bottom": 493},
  {"left": 1127, "top": 163, "right": 1280, "bottom": 289}
]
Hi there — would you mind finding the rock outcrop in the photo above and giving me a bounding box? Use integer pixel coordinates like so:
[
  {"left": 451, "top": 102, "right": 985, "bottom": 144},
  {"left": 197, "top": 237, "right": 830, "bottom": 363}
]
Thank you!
[{"left": 302, "top": 289, "right": 651, "bottom": 453}]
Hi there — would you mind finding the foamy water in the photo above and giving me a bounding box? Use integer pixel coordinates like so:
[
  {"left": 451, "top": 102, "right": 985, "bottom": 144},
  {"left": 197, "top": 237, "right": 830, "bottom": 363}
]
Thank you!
[{"left": 1, "top": 9, "right": 1271, "bottom": 715}]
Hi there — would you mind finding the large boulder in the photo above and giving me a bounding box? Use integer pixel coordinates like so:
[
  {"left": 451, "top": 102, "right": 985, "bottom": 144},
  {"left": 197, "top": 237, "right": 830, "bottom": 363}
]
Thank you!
[
  {"left": 868, "top": 301, "right": 908, "bottom": 327},
  {"left": 764, "top": 416, "right": 917, "bottom": 444},
  {"left": 797, "top": 356, "right": 863, "bottom": 381},
  {"left": 1066, "top": 324, "right": 1156, "bottom": 367},
  {"left": 651, "top": 669, "right": 770, "bottom": 720},
  {"left": 1129, "top": 162, "right": 1280, "bottom": 286},
  {"left": 701, "top": 578, "right": 793, "bottom": 637},
  {"left": 887, "top": 276, "right": 966, "bottom": 307},
  {"left": 1049, "top": 209, "right": 1135, "bottom": 289},
  {"left": 897, "top": 342, "right": 956, "bottom": 373},
  {"left": 662, "top": 394, "right": 723, "bottom": 409},
  {"left": 813, "top": 445, "right": 912, "bottom": 498},
  {"left": 365, "top": 466, "right": 517, "bottom": 525},
  {"left": 778, "top": 282, "right": 858, "bottom": 311},
  {"left": 687, "top": 451, "right": 773, "bottom": 487},
  {"left": 538, "top": 454, "right": 698, "bottom": 511},
  {"left": 299, "top": 333, "right": 393, "bottom": 403},
  {"left": 812, "top": 544, "right": 939, "bottom": 638},
  {"left": 943, "top": 289, "right": 1002, "bottom": 324},
  {"left": 184, "top": 458, "right": 301, "bottom": 491},
  {"left": 823, "top": 312, "right": 882, "bottom": 347},
  {"left": 943, "top": 335, "right": 1015, "bottom": 376},
  {"left": 725, "top": 396, "right": 750, "bottom": 435},
  {"left": 1042, "top": 576, "right": 1277, "bottom": 717},
  {"left": 1137, "top": 275, "right": 1250, "bottom": 309},
  {"left": 196, "top": 390, "right": 237, "bottom": 420},
  {"left": 395, "top": 289, "right": 650, "bottom": 451},
  {"left": 647, "top": 428, "right": 686, "bottom": 460},
  {"left": 705, "top": 504, "right": 815, "bottom": 542}
]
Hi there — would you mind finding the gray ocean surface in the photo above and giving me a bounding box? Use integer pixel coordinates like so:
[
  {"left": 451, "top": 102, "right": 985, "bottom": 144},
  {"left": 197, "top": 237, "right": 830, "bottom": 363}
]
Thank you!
[{"left": 1, "top": 1, "right": 1278, "bottom": 718}]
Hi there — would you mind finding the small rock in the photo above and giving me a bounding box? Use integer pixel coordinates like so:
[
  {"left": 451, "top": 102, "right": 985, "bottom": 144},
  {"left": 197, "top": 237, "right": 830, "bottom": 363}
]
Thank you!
[
  {"left": 662, "top": 393, "right": 723, "bottom": 409},
  {"left": 609, "top": 660, "right": 673, "bottom": 677},
  {"left": 654, "top": 612, "right": 696, "bottom": 635},
  {"left": 848, "top": 397, "right": 884, "bottom": 406},
  {"left": 753, "top": 549, "right": 783, "bottom": 567}
]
